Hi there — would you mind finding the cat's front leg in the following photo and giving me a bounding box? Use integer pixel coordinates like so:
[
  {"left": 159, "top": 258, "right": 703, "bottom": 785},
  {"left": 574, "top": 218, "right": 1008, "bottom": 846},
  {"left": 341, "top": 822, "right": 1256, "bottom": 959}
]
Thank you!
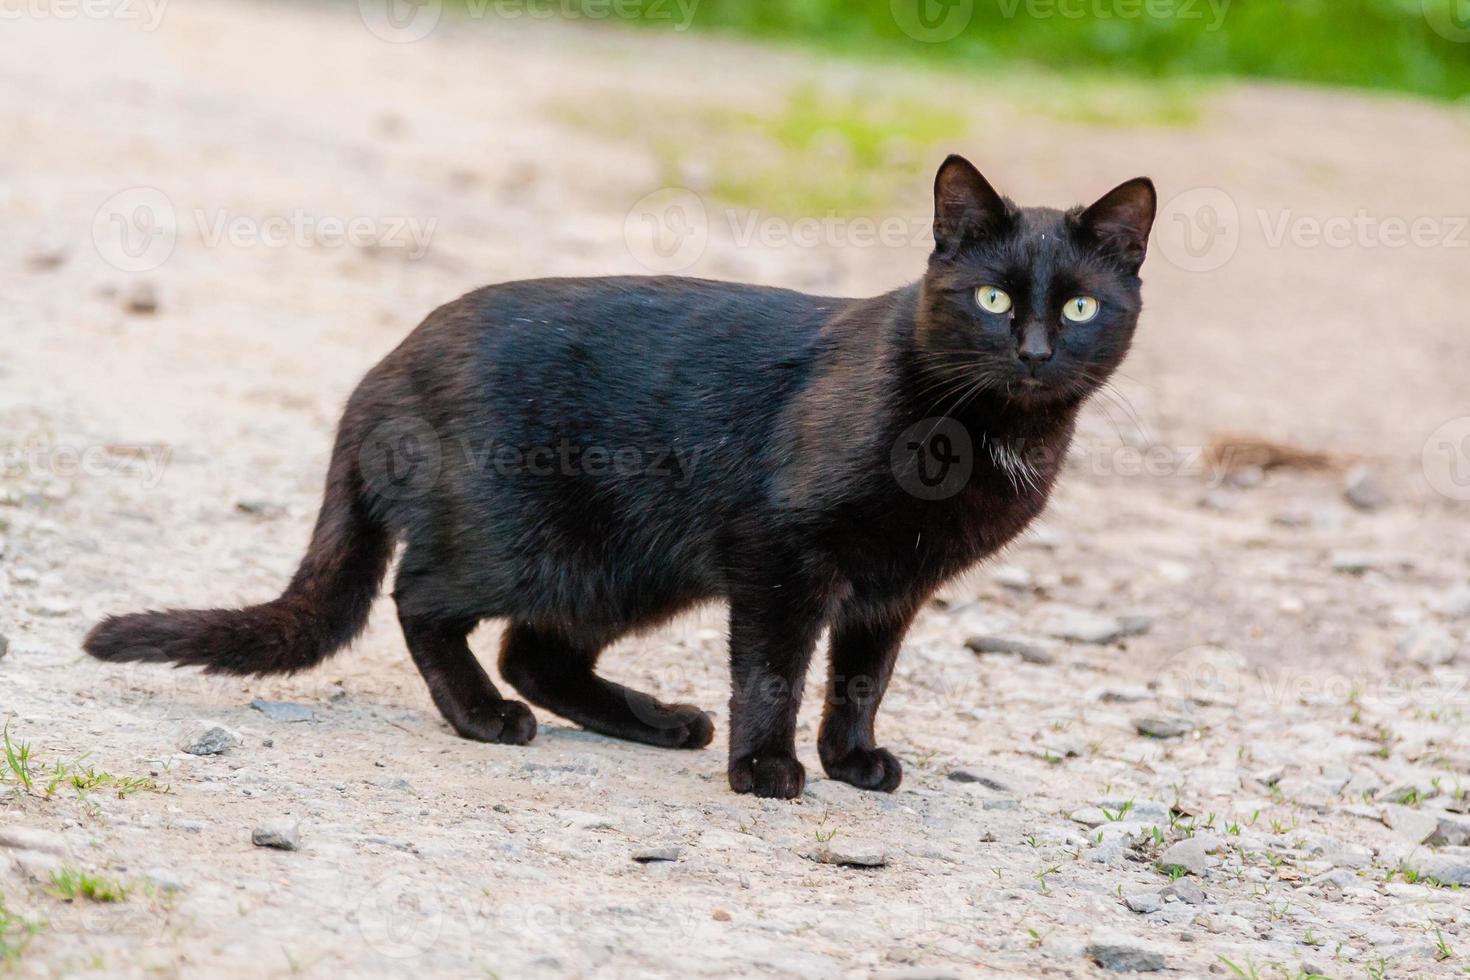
[
  {"left": 726, "top": 583, "right": 825, "bottom": 799},
  {"left": 817, "top": 597, "right": 921, "bottom": 792}
]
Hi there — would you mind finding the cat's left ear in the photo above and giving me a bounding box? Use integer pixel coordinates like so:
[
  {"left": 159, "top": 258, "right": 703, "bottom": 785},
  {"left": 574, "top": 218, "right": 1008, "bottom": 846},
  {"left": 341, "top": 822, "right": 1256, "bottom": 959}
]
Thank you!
[{"left": 1079, "top": 178, "right": 1157, "bottom": 272}]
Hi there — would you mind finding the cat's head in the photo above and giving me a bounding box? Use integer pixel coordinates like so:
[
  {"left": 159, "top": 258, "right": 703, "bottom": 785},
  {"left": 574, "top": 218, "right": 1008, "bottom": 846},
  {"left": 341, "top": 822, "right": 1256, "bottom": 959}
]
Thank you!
[{"left": 916, "top": 154, "right": 1156, "bottom": 409}]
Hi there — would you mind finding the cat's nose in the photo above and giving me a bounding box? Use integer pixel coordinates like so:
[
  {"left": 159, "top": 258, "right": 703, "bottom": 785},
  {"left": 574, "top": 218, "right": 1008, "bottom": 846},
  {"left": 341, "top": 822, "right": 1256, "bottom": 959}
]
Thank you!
[{"left": 1018, "top": 342, "right": 1054, "bottom": 371}]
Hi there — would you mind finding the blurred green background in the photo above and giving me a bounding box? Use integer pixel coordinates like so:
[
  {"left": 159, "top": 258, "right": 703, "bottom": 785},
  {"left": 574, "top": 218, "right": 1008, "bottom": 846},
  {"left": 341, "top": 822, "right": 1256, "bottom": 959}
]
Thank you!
[{"left": 565, "top": 0, "right": 1470, "bottom": 100}]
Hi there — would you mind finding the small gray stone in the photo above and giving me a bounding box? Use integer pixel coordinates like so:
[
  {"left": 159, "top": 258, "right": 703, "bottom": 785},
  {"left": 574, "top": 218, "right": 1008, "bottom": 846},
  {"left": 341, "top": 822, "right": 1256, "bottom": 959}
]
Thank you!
[
  {"left": 28, "top": 597, "right": 74, "bottom": 618},
  {"left": 1398, "top": 625, "right": 1461, "bottom": 667},
  {"left": 1382, "top": 805, "right": 1441, "bottom": 844},
  {"left": 806, "top": 841, "right": 887, "bottom": 868},
  {"left": 124, "top": 281, "right": 158, "bottom": 315},
  {"left": 1344, "top": 465, "right": 1390, "bottom": 511},
  {"left": 250, "top": 699, "right": 315, "bottom": 723},
  {"left": 1124, "top": 892, "right": 1162, "bottom": 914},
  {"left": 144, "top": 868, "right": 185, "bottom": 893},
  {"left": 1085, "top": 934, "right": 1166, "bottom": 972},
  {"left": 632, "top": 846, "right": 681, "bottom": 863},
  {"left": 251, "top": 821, "right": 301, "bottom": 851},
  {"left": 1331, "top": 551, "right": 1378, "bottom": 574},
  {"left": 0, "top": 826, "right": 68, "bottom": 856},
  {"left": 1134, "top": 716, "right": 1191, "bottom": 739},
  {"left": 1432, "top": 585, "right": 1470, "bottom": 619},
  {"left": 1428, "top": 811, "right": 1470, "bottom": 847},
  {"left": 181, "top": 724, "right": 241, "bottom": 756},
  {"left": 991, "top": 565, "right": 1034, "bottom": 590},
  {"left": 1157, "top": 835, "right": 1219, "bottom": 877},
  {"left": 235, "top": 499, "right": 287, "bottom": 519},
  {"left": 1039, "top": 607, "right": 1125, "bottom": 645},
  {"left": 0, "top": 634, "right": 8, "bottom": 660},
  {"left": 1118, "top": 613, "right": 1155, "bottom": 637},
  {"left": 1402, "top": 851, "right": 1470, "bottom": 886},
  {"left": 964, "top": 635, "right": 1054, "bottom": 665},
  {"left": 946, "top": 770, "right": 1010, "bottom": 792},
  {"left": 1163, "top": 878, "right": 1206, "bottom": 904}
]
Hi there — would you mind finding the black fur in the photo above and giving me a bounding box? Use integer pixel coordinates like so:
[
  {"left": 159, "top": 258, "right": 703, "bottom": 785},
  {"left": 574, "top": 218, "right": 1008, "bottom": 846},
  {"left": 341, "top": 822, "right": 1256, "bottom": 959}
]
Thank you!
[{"left": 85, "top": 155, "right": 1156, "bottom": 797}]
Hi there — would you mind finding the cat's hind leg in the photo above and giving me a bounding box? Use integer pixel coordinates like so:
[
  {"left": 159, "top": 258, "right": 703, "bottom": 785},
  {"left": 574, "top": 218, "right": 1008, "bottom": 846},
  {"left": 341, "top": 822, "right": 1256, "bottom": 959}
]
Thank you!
[{"left": 498, "top": 622, "right": 714, "bottom": 749}]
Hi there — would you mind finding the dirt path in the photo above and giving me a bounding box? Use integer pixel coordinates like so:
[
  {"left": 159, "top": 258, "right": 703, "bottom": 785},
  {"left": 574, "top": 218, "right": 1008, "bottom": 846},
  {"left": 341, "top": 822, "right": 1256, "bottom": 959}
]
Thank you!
[{"left": 3, "top": 2, "right": 1470, "bottom": 977}]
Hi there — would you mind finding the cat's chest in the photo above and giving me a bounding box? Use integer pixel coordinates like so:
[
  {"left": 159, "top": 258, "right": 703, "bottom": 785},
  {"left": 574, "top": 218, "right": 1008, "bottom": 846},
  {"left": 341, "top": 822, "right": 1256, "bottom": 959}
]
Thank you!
[{"left": 835, "top": 450, "right": 1059, "bottom": 595}]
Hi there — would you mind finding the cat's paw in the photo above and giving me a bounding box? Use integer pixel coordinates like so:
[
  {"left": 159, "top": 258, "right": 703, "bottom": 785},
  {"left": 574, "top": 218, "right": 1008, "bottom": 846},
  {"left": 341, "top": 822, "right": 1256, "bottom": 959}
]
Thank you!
[
  {"left": 728, "top": 752, "right": 806, "bottom": 799},
  {"left": 639, "top": 703, "right": 715, "bottom": 749},
  {"left": 822, "top": 746, "right": 902, "bottom": 793},
  {"left": 454, "top": 699, "right": 538, "bottom": 745}
]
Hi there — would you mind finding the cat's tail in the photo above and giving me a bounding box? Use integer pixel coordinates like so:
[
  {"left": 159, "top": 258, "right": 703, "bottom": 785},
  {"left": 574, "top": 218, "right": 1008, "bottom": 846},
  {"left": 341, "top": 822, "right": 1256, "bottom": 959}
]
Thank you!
[{"left": 83, "top": 416, "right": 393, "bottom": 676}]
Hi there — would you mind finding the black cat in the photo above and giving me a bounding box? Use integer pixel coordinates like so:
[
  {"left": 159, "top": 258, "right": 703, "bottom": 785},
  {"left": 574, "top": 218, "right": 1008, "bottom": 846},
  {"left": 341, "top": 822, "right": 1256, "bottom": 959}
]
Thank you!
[{"left": 85, "top": 155, "right": 1156, "bottom": 799}]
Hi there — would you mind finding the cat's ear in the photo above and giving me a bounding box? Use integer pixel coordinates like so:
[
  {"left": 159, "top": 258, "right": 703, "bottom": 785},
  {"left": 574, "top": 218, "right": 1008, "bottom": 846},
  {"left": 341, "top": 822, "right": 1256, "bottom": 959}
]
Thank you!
[
  {"left": 933, "top": 155, "right": 1008, "bottom": 258},
  {"left": 1080, "top": 178, "right": 1157, "bottom": 271}
]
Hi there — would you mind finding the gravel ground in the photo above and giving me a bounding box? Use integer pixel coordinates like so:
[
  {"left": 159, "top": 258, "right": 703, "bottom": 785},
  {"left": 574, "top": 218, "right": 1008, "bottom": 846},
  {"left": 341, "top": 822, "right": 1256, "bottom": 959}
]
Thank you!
[{"left": 3, "top": 2, "right": 1470, "bottom": 977}]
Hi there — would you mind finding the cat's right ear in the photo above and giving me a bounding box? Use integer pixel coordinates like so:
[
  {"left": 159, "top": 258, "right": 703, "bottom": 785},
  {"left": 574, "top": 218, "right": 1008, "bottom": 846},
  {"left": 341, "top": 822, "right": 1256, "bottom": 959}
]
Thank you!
[{"left": 933, "top": 155, "right": 1008, "bottom": 259}]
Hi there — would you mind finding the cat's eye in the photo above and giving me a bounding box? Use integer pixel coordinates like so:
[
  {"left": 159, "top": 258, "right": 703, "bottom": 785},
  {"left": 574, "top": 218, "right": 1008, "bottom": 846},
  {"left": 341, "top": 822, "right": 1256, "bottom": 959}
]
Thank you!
[
  {"left": 976, "top": 286, "right": 1012, "bottom": 315},
  {"left": 1062, "top": 296, "right": 1100, "bottom": 323}
]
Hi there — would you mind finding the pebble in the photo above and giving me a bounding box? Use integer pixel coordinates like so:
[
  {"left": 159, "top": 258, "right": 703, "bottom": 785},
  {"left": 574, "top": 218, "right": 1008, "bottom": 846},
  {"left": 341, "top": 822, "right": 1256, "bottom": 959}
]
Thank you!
[
  {"left": 1163, "top": 879, "right": 1206, "bottom": 905},
  {"left": 1330, "top": 550, "right": 1378, "bottom": 574},
  {"left": 1343, "top": 465, "right": 1390, "bottom": 511},
  {"left": 235, "top": 499, "right": 287, "bottom": 518},
  {"left": 964, "top": 635, "right": 1054, "bottom": 665},
  {"left": 0, "top": 826, "right": 68, "bottom": 856},
  {"left": 1039, "top": 607, "right": 1125, "bottom": 645},
  {"left": 1157, "top": 835, "right": 1220, "bottom": 877},
  {"left": 1432, "top": 585, "right": 1470, "bottom": 619},
  {"left": 27, "top": 597, "right": 74, "bottom": 617},
  {"left": 181, "top": 724, "right": 242, "bottom": 756},
  {"left": 1398, "top": 625, "right": 1461, "bottom": 667},
  {"left": 251, "top": 821, "right": 301, "bottom": 851},
  {"left": 145, "top": 868, "right": 186, "bottom": 892},
  {"left": 946, "top": 770, "right": 1010, "bottom": 792},
  {"left": 1428, "top": 811, "right": 1470, "bottom": 847},
  {"left": 632, "top": 846, "right": 681, "bottom": 863},
  {"left": 251, "top": 699, "right": 315, "bottom": 723},
  {"left": 1133, "top": 716, "right": 1191, "bottom": 739},
  {"left": 805, "top": 841, "right": 887, "bottom": 868},
  {"left": 1403, "top": 852, "right": 1470, "bottom": 886},
  {"left": 1124, "top": 892, "right": 1162, "bottom": 914},
  {"left": 124, "top": 281, "right": 159, "bottom": 315},
  {"left": 1382, "top": 805, "right": 1441, "bottom": 844},
  {"left": 1085, "top": 934, "right": 1165, "bottom": 972},
  {"left": 991, "top": 565, "right": 1033, "bottom": 590}
]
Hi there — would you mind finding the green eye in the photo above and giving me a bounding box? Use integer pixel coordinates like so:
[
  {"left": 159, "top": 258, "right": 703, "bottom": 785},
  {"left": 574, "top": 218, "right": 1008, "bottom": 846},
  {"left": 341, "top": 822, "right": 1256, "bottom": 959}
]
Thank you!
[
  {"left": 1063, "top": 296, "right": 1099, "bottom": 323},
  {"left": 976, "top": 286, "right": 1012, "bottom": 315}
]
